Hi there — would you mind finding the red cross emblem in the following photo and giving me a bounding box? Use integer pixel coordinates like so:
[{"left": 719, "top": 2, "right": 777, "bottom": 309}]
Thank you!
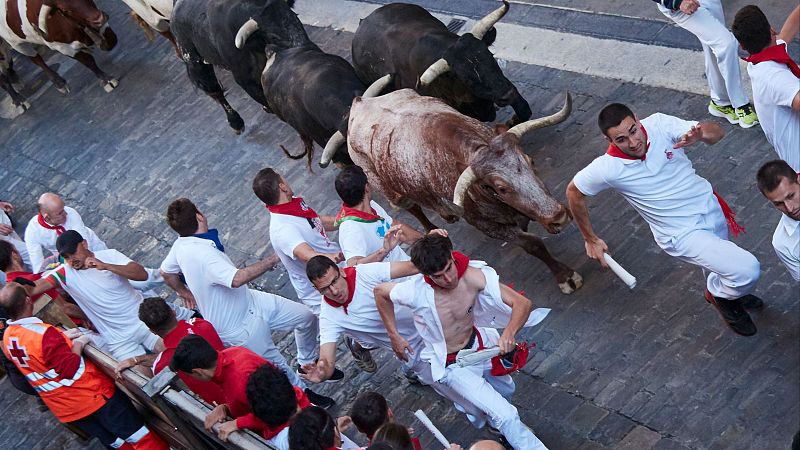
[{"left": 7, "top": 338, "right": 30, "bottom": 368}]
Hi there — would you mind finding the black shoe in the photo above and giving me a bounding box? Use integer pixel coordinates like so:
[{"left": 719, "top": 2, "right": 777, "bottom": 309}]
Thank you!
[
  {"left": 298, "top": 363, "right": 345, "bottom": 383},
  {"left": 304, "top": 388, "right": 335, "bottom": 409},
  {"left": 704, "top": 291, "right": 757, "bottom": 336},
  {"left": 740, "top": 294, "right": 764, "bottom": 309}
]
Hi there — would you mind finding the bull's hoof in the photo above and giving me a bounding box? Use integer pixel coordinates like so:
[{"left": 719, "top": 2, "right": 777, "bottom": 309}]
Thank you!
[
  {"left": 55, "top": 83, "right": 70, "bottom": 95},
  {"left": 232, "top": 125, "right": 245, "bottom": 135},
  {"left": 558, "top": 271, "right": 583, "bottom": 295},
  {"left": 102, "top": 78, "right": 119, "bottom": 93}
]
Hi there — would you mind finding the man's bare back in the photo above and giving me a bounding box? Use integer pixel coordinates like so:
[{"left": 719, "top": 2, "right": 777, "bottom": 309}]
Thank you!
[{"left": 434, "top": 267, "right": 487, "bottom": 353}]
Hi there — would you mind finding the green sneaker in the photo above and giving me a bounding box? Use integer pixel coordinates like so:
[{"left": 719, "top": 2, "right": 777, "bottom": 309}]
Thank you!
[
  {"left": 735, "top": 103, "right": 759, "bottom": 128},
  {"left": 707, "top": 100, "right": 738, "bottom": 124}
]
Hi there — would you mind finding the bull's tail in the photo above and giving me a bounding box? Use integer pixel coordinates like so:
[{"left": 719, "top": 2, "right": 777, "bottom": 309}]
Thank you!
[
  {"left": 130, "top": 12, "right": 156, "bottom": 42},
  {"left": 279, "top": 134, "right": 315, "bottom": 172}
]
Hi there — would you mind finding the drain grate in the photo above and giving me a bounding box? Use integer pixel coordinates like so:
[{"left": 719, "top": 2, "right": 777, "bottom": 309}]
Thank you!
[{"left": 446, "top": 18, "right": 466, "bottom": 34}]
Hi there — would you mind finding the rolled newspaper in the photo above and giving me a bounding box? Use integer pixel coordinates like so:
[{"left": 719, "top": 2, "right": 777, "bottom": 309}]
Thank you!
[
  {"left": 603, "top": 253, "right": 636, "bottom": 289},
  {"left": 414, "top": 410, "right": 450, "bottom": 448}
]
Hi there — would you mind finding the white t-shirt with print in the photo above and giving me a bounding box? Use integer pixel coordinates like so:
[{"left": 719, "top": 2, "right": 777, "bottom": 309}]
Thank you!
[
  {"left": 269, "top": 210, "right": 340, "bottom": 310},
  {"left": 160, "top": 236, "right": 247, "bottom": 341},
  {"left": 338, "top": 201, "right": 410, "bottom": 263},
  {"left": 573, "top": 113, "right": 718, "bottom": 244},
  {"left": 747, "top": 40, "right": 800, "bottom": 171}
]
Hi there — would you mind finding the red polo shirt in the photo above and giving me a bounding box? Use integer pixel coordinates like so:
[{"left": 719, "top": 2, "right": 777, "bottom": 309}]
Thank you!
[
  {"left": 211, "top": 347, "right": 273, "bottom": 432},
  {"left": 153, "top": 318, "right": 226, "bottom": 405},
  {"left": 5, "top": 271, "right": 61, "bottom": 303}
]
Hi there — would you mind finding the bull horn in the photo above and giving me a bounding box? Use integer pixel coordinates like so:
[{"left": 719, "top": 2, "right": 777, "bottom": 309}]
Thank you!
[
  {"left": 38, "top": 4, "right": 53, "bottom": 37},
  {"left": 418, "top": 58, "right": 450, "bottom": 86},
  {"left": 452, "top": 166, "right": 478, "bottom": 208},
  {"left": 234, "top": 18, "right": 259, "bottom": 49},
  {"left": 469, "top": 0, "right": 509, "bottom": 40},
  {"left": 507, "top": 92, "right": 572, "bottom": 138},
  {"left": 319, "top": 130, "right": 345, "bottom": 168},
  {"left": 363, "top": 74, "right": 393, "bottom": 98}
]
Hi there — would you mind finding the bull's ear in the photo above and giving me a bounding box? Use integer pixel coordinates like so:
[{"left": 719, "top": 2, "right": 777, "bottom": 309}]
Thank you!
[
  {"left": 493, "top": 123, "right": 509, "bottom": 135},
  {"left": 481, "top": 27, "right": 497, "bottom": 46}
]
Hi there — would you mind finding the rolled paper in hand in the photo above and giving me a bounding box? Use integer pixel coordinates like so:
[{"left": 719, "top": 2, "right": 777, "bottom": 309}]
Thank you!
[
  {"left": 414, "top": 409, "right": 450, "bottom": 448},
  {"left": 603, "top": 253, "right": 637, "bottom": 289}
]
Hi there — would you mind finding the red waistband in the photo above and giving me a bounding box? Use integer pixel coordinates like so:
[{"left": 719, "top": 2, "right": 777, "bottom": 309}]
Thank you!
[{"left": 445, "top": 327, "right": 483, "bottom": 366}]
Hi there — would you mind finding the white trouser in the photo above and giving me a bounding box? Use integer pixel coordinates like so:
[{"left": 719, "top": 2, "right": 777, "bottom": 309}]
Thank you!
[
  {"left": 659, "top": 0, "right": 748, "bottom": 108},
  {"left": 426, "top": 327, "right": 547, "bottom": 450},
  {"left": 660, "top": 208, "right": 760, "bottom": 299},
  {"left": 221, "top": 289, "right": 320, "bottom": 389},
  {"left": 104, "top": 323, "right": 161, "bottom": 361}
]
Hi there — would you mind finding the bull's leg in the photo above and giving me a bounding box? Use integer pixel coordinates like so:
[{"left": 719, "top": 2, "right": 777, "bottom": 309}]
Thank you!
[
  {"left": 514, "top": 230, "right": 583, "bottom": 294},
  {"left": 184, "top": 60, "right": 245, "bottom": 134},
  {"left": 405, "top": 203, "right": 438, "bottom": 232},
  {"left": 0, "top": 73, "right": 29, "bottom": 112},
  {"left": 232, "top": 71, "right": 268, "bottom": 107},
  {"left": 28, "top": 54, "right": 69, "bottom": 94},
  {"left": 72, "top": 51, "right": 118, "bottom": 92}
]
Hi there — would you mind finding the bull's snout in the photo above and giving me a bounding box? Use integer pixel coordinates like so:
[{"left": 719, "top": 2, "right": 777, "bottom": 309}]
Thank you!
[
  {"left": 88, "top": 11, "right": 108, "bottom": 30},
  {"left": 542, "top": 206, "right": 572, "bottom": 234}
]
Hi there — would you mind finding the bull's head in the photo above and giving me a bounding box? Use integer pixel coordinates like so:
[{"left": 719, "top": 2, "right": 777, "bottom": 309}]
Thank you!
[
  {"left": 451, "top": 93, "right": 572, "bottom": 234},
  {"left": 37, "top": 0, "right": 116, "bottom": 50},
  {"left": 417, "top": 1, "right": 531, "bottom": 123},
  {"left": 233, "top": 0, "right": 308, "bottom": 51}
]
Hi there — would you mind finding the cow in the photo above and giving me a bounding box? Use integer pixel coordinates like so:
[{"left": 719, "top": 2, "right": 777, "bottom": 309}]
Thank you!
[
  {"left": 351, "top": 1, "right": 531, "bottom": 125},
  {"left": 171, "top": 0, "right": 307, "bottom": 135},
  {"left": 323, "top": 88, "right": 583, "bottom": 294},
  {"left": 0, "top": 0, "right": 118, "bottom": 94},
  {"left": 122, "top": 0, "right": 179, "bottom": 56},
  {"left": 0, "top": 39, "right": 29, "bottom": 114}
]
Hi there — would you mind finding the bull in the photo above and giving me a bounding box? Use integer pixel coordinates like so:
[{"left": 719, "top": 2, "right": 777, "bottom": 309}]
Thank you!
[
  {"left": 0, "top": 0, "right": 118, "bottom": 94},
  {"left": 0, "top": 39, "right": 29, "bottom": 114},
  {"left": 122, "top": 0, "right": 180, "bottom": 56},
  {"left": 323, "top": 88, "right": 583, "bottom": 294},
  {"left": 351, "top": 1, "right": 531, "bottom": 124},
  {"left": 171, "top": 0, "right": 307, "bottom": 135}
]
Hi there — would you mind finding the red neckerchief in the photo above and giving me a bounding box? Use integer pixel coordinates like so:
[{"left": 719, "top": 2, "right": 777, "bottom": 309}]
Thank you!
[
  {"left": 713, "top": 192, "right": 746, "bottom": 237},
  {"left": 744, "top": 42, "right": 800, "bottom": 78},
  {"left": 266, "top": 197, "right": 318, "bottom": 219},
  {"left": 37, "top": 213, "right": 66, "bottom": 235},
  {"left": 323, "top": 267, "right": 356, "bottom": 314},
  {"left": 606, "top": 124, "right": 650, "bottom": 160},
  {"left": 423, "top": 251, "right": 470, "bottom": 288},
  {"left": 262, "top": 387, "right": 311, "bottom": 440},
  {"left": 334, "top": 203, "right": 382, "bottom": 226}
]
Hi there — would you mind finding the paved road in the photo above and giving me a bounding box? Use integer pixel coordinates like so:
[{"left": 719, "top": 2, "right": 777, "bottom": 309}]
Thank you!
[{"left": 1, "top": 1, "right": 798, "bottom": 449}]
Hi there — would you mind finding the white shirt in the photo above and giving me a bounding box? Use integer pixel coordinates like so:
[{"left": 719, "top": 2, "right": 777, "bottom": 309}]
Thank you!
[
  {"left": 573, "top": 113, "right": 718, "bottom": 244},
  {"left": 389, "top": 260, "right": 550, "bottom": 381},
  {"left": 1, "top": 210, "right": 30, "bottom": 270},
  {"left": 269, "top": 207, "right": 340, "bottom": 308},
  {"left": 24, "top": 206, "right": 108, "bottom": 272},
  {"left": 160, "top": 236, "right": 248, "bottom": 342},
  {"left": 773, "top": 214, "right": 800, "bottom": 281},
  {"left": 319, "top": 262, "right": 420, "bottom": 351},
  {"left": 338, "top": 201, "right": 410, "bottom": 263},
  {"left": 747, "top": 41, "right": 800, "bottom": 171},
  {"left": 45, "top": 249, "right": 145, "bottom": 346}
]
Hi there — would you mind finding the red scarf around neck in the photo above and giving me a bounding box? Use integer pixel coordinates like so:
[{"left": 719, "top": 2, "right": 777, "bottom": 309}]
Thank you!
[
  {"left": 37, "top": 213, "right": 66, "bottom": 235},
  {"left": 334, "top": 203, "right": 382, "bottom": 226},
  {"left": 262, "top": 387, "right": 311, "bottom": 440},
  {"left": 423, "top": 251, "right": 470, "bottom": 288},
  {"left": 606, "top": 124, "right": 650, "bottom": 160},
  {"left": 323, "top": 267, "right": 357, "bottom": 314},
  {"left": 744, "top": 42, "right": 800, "bottom": 78},
  {"left": 266, "top": 197, "right": 319, "bottom": 219}
]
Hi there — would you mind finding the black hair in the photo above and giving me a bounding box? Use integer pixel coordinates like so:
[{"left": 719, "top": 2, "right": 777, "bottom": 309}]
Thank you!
[
  {"left": 169, "top": 334, "right": 218, "bottom": 373},
  {"left": 757, "top": 160, "right": 798, "bottom": 194},
  {"left": 306, "top": 255, "right": 339, "bottom": 283},
  {"left": 409, "top": 234, "right": 454, "bottom": 275},
  {"left": 597, "top": 103, "right": 635, "bottom": 137},
  {"left": 252, "top": 167, "right": 283, "bottom": 206},
  {"left": 372, "top": 423, "right": 413, "bottom": 450},
  {"left": 247, "top": 363, "right": 297, "bottom": 427},
  {"left": 288, "top": 406, "right": 336, "bottom": 450},
  {"left": 0, "top": 241, "right": 14, "bottom": 272},
  {"left": 335, "top": 165, "right": 369, "bottom": 207},
  {"left": 166, "top": 198, "right": 200, "bottom": 237},
  {"left": 732, "top": 5, "right": 772, "bottom": 55},
  {"left": 350, "top": 391, "right": 389, "bottom": 437},
  {"left": 138, "top": 297, "right": 176, "bottom": 335}
]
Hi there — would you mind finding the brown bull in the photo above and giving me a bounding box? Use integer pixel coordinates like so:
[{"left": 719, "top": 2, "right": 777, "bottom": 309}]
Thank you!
[
  {"left": 0, "top": 0, "right": 118, "bottom": 94},
  {"left": 330, "top": 88, "right": 583, "bottom": 294}
]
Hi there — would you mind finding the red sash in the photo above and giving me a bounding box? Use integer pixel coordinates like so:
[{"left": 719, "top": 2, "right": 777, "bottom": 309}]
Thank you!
[
  {"left": 323, "top": 267, "right": 357, "bottom": 314},
  {"left": 713, "top": 192, "right": 745, "bottom": 237},
  {"left": 423, "top": 251, "right": 470, "bottom": 287},
  {"left": 334, "top": 203, "right": 382, "bottom": 226},
  {"left": 266, "top": 197, "right": 318, "bottom": 219},
  {"left": 743, "top": 42, "right": 800, "bottom": 78},
  {"left": 37, "top": 214, "right": 65, "bottom": 235}
]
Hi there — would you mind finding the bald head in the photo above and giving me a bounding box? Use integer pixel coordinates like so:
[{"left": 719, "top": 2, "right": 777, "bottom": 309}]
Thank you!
[
  {"left": 469, "top": 441, "right": 506, "bottom": 450},
  {"left": 37, "top": 193, "right": 67, "bottom": 225},
  {"left": 0, "top": 283, "right": 30, "bottom": 320}
]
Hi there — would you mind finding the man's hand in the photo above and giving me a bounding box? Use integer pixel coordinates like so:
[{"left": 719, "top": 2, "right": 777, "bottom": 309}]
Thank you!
[
  {"left": 498, "top": 330, "right": 517, "bottom": 354},
  {"left": 180, "top": 291, "right": 198, "bottom": 310},
  {"left": 0, "top": 201, "right": 13, "bottom": 213},
  {"left": 584, "top": 238, "right": 609, "bottom": 267},
  {"left": 63, "top": 328, "right": 84, "bottom": 340},
  {"left": 299, "top": 361, "right": 328, "bottom": 383},
  {"left": 390, "top": 334, "right": 413, "bottom": 361},
  {"left": 217, "top": 420, "right": 239, "bottom": 441},
  {"left": 84, "top": 257, "right": 108, "bottom": 271},
  {"left": 679, "top": 0, "right": 699, "bottom": 14},
  {"left": 204, "top": 404, "right": 228, "bottom": 430},
  {"left": 382, "top": 225, "right": 402, "bottom": 252},
  {"left": 0, "top": 223, "right": 13, "bottom": 236},
  {"left": 337, "top": 415, "right": 353, "bottom": 433},
  {"left": 324, "top": 251, "right": 345, "bottom": 264},
  {"left": 428, "top": 228, "right": 448, "bottom": 237},
  {"left": 114, "top": 357, "right": 138, "bottom": 380},
  {"left": 265, "top": 253, "right": 281, "bottom": 271},
  {"left": 674, "top": 124, "right": 703, "bottom": 149}
]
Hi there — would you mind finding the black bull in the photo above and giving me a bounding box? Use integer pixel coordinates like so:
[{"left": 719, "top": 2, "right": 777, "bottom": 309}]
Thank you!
[{"left": 351, "top": 1, "right": 532, "bottom": 124}]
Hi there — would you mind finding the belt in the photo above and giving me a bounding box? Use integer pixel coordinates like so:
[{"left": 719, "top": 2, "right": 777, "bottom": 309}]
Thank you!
[{"left": 445, "top": 327, "right": 483, "bottom": 367}]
